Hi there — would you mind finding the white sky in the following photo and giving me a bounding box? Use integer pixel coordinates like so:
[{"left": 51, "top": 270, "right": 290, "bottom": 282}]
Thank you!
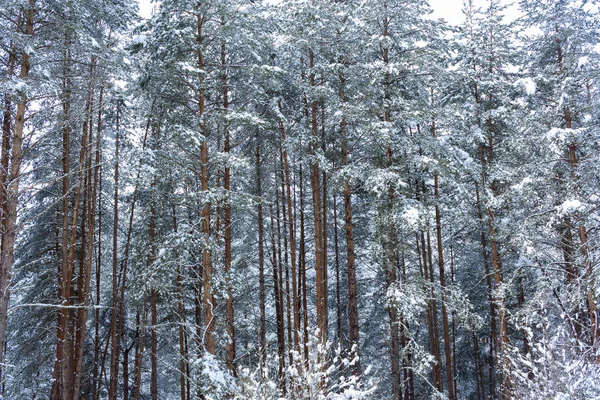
[
  {"left": 428, "top": 0, "right": 468, "bottom": 25},
  {"left": 136, "top": 0, "right": 515, "bottom": 26},
  {"left": 137, "top": 0, "right": 153, "bottom": 19}
]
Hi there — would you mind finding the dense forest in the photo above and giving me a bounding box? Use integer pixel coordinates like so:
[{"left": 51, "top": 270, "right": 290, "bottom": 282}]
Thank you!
[{"left": 1, "top": 0, "right": 600, "bottom": 398}]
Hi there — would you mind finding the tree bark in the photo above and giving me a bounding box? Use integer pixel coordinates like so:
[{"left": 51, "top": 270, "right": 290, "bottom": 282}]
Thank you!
[
  {"left": 278, "top": 101, "right": 300, "bottom": 355},
  {"left": 309, "top": 47, "right": 328, "bottom": 349},
  {"left": 222, "top": 28, "right": 236, "bottom": 376},
  {"left": 197, "top": 13, "right": 215, "bottom": 357},
  {"left": 256, "top": 135, "right": 266, "bottom": 374},
  {"left": 108, "top": 101, "right": 122, "bottom": 400},
  {"left": 339, "top": 68, "right": 360, "bottom": 374},
  {"left": 431, "top": 112, "right": 455, "bottom": 400},
  {"left": 270, "top": 205, "right": 286, "bottom": 395},
  {"left": 0, "top": 4, "right": 33, "bottom": 387}
]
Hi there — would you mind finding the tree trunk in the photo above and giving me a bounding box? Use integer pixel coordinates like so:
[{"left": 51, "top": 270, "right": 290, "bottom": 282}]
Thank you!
[
  {"left": 173, "top": 202, "right": 189, "bottom": 400},
  {"left": 431, "top": 112, "right": 455, "bottom": 400},
  {"left": 475, "top": 183, "right": 496, "bottom": 399},
  {"left": 279, "top": 156, "right": 293, "bottom": 369},
  {"left": 1, "top": 2, "right": 33, "bottom": 383},
  {"left": 221, "top": 29, "right": 236, "bottom": 376},
  {"left": 278, "top": 101, "right": 300, "bottom": 355},
  {"left": 108, "top": 100, "right": 122, "bottom": 400},
  {"left": 256, "top": 136, "right": 267, "bottom": 375},
  {"left": 298, "top": 165, "right": 309, "bottom": 364},
  {"left": 0, "top": 47, "right": 16, "bottom": 393},
  {"left": 73, "top": 61, "right": 101, "bottom": 400},
  {"left": 91, "top": 86, "right": 104, "bottom": 400},
  {"left": 339, "top": 69, "right": 360, "bottom": 374},
  {"left": 270, "top": 205, "right": 286, "bottom": 395},
  {"left": 197, "top": 13, "right": 215, "bottom": 357},
  {"left": 333, "top": 193, "right": 341, "bottom": 344},
  {"left": 309, "top": 47, "right": 328, "bottom": 348},
  {"left": 133, "top": 302, "right": 147, "bottom": 400}
]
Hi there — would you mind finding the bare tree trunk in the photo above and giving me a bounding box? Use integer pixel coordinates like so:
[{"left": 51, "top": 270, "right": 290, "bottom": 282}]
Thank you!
[
  {"left": 221, "top": 28, "right": 236, "bottom": 376},
  {"left": 270, "top": 205, "right": 286, "bottom": 395},
  {"left": 0, "top": 5, "right": 33, "bottom": 386},
  {"left": 488, "top": 213, "right": 510, "bottom": 399},
  {"left": 73, "top": 60, "right": 102, "bottom": 400},
  {"left": 256, "top": 135, "right": 266, "bottom": 374},
  {"left": 309, "top": 48, "right": 328, "bottom": 349},
  {"left": 431, "top": 113, "right": 455, "bottom": 400},
  {"left": 108, "top": 101, "right": 122, "bottom": 400},
  {"left": 279, "top": 156, "right": 293, "bottom": 369},
  {"left": 0, "top": 48, "right": 16, "bottom": 393},
  {"left": 473, "top": 332, "right": 485, "bottom": 400},
  {"left": 150, "top": 288, "right": 158, "bottom": 400},
  {"left": 380, "top": 7, "right": 402, "bottom": 397},
  {"left": 56, "top": 59, "right": 92, "bottom": 400},
  {"left": 320, "top": 101, "right": 329, "bottom": 349},
  {"left": 339, "top": 69, "right": 360, "bottom": 374},
  {"left": 333, "top": 193, "right": 341, "bottom": 344},
  {"left": 427, "top": 225, "right": 443, "bottom": 393},
  {"left": 481, "top": 117, "right": 511, "bottom": 399},
  {"left": 278, "top": 102, "right": 300, "bottom": 357},
  {"left": 475, "top": 183, "right": 496, "bottom": 399},
  {"left": 173, "top": 201, "right": 189, "bottom": 400},
  {"left": 196, "top": 13, "right": 215, "bottom": 357},
  {"left": 123, "top": 344, "right": 130, "bottom": 400},
  {"left": 386, "top": 147, "right": 401, "bottom": 400},
  {"left": 91, "top": 86, "right": 105, "bottom": 400},
  {"left": 417, "top": 228, "right": 438, "bottom": 392},
  {"left": 450, "top": 246, "right": 458, "bottom": 398},
  {"left": 52, "top": 33, "right": 74, "bottom": 400},
  {"left": 133, "top": 302, "right": 147, "bottom": 400},
  {"left": 298, "top": 165, "right": 309, "bottom": 364}
]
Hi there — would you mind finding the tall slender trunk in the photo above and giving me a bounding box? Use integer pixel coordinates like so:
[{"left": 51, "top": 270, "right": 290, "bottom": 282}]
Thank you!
[
  {"left": 386, "top": 144, "right": 401, "bottom": 400},
  {"left": 173, "top": 201, "right": 189, "bottom": 400},
  {"left": 488, "top": 212, "right": 510, "bottom": 399},
  {"left": 150, "top": 288, "right": 158, "bottom": 400},
  {"left": 381, "top": 7, "right": 401, "bottom": 397},
  {"left": 431, "top": 108, "right": 455, "bottom": 400},
  {"left": 333, "top": 193, "right": 341, "bottom": 344},
  {"left": 279, "top": 155, "right": 293, "bottom": 369},
  {"left": 197, "top": 13, "right": 215, "bottom": 357},
  {"left": 0, "top": 49, "right": 16, "bottom": 389},
  {"left": 56, "top": 61, "right": 92, "bottom": 400},
  {"left": 256, "top": 136, "right": 266, "bottom": 374},
  {"left": 221, "top": 28, "right": 236, "bottom": 376},
  {"left": 298, "top": 165, "right": 309, "bottom": 363},
  {"left": 73, "top": 60, "right": 101, "bottom": 400},
  {"left": 309, "top": 48, "right": 328, "bottom": 348},
  {"left": 427, "top": 224, "right": 443, "bottom": 393},
  {"left": 450, "top": 246, "right": 458, "bottom": 398},
  {"left": 270, "top": 205, "right": 286, "bottom": 395},
  {"left": 133, "top": 302, "right": 147, "bottom": 400},
  {"left": 417, "top": 229, "right": 437, "bottom": 391},
  {"left": 563, "top": 104, "right": 598, "bottom": 346},
  {"left": 473, "top": 331, "right": 485, "bottom": 400},
  {"left": 339, "top": 68, "right": 360, "bottom": 374},
  {"left": 149, "top": 178, "right": 158, "bottom": 400},
  {"left": 108, "top": 102, "right": 122, "bottom": 400},
  {"left": 278, "top": 101, "right": 300, "bottom": 356},
  {"left": 92, "top": 86, "right": 105, "bottom": 400},
  {"left": 481, "top": 137, "right": 510, "bottom": 398},
  {"left": 51, "top": 34, "right": 73, "bottom": 400},
  {"left": 475, "top": 183, "right": 496, "bottom": 399},
  {"left": 320, "top": 102, "right": 329, "bottom": 346},
  {"left": 123, "top": 344, "right": 131, "bottom": 400}
]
